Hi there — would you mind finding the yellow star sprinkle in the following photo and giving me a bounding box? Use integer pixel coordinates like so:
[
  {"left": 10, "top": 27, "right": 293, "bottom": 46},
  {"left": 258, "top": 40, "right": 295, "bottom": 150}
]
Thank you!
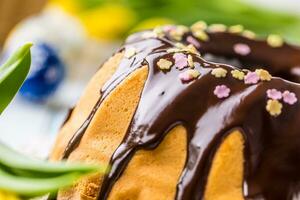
[
  {"left": 168, "top": 43, "right": 200, "bottom": 55},
  {"left": 157, "top": 58, "right": 172, "bottom": 70},
  {"left": 193, "top": 30, "right": 209, "bottom": 41},
  {"left": 242, "top": 30, "right": 256, "bottom": 39},
  {"left": 231, "top": 69, "right": 245, "bottom": 80},
  {"left": 187, "top": 69, "right": 200, "bottom": 78},
  {"left": 169, "top": 30, "right": 182, "bottom": 41},
  {"left": 191, "top": 21, "right": 207, "bottom": 32},
  {"left": 266, "top": 99, "right": 283, "bottom": 117},
  {"left": 124, "top": 47, "right": 136, "bottom": 58},
  {"left": 255, "top": 69, "right": 272, "bottom": 81},
  {"left": 267, "top": 34, "right": 283, "bottom": 48},
  {"left": 169, "top": 25, "right": 189, "bottom": 41},
  {"left": 177, "top": 25, "right": 189, "bottom": 33},
  {"left": 208, "top": 24, "right": 227, "bottom": 32},
  {"left": 185, "top": 44, "right": 200, "bottom": 55},
  {"left": 228, "top": 25, "right": 244, "bottom": 34},
  {"left": 153, "top": 26, "right": 165, "bottom": 38},
  {"left": 187, "top": 55, "right": 194, "bottom": 68},
  {"left": 175, "top": 42, "right": 186, "bottom": 49},
  {"left": 211, "top": 68, "right": 227, "bottom": 78}
]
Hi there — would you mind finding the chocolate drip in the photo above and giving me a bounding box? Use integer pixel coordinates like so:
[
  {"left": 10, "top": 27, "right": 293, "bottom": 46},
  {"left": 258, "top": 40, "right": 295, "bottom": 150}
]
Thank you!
[
  {"left": 62, "top": 29, "right": 300, "bottom": 200},
  {"left": 62, "top": 99, "right": 101, "bottom": 159},
  {"left": 61, "top": 107, "right": 74, "bottom": 127}
]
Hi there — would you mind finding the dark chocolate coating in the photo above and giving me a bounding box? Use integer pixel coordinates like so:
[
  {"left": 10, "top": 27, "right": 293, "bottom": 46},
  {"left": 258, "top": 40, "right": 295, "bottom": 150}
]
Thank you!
[{"left": 62, "top": 28, "right": 300, "bottom": 200}]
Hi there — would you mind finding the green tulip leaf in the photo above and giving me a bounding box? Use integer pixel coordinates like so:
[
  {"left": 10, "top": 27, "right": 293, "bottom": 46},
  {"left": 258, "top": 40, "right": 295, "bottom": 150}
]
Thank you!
[
  {"left": 0, "top": 142, "right": 104, "bottom": 197},
  {"left": 0, "top": 168, "right": 83, "bottom": 197},
  {"left": 0, "top": 43, "right": 32, "bottom": 114},
  {"left": 0, "top": 44, "right": 108, "bottom": 197},
  {"left": 0, "top": 142, "right": 106, "bottom": 177}
]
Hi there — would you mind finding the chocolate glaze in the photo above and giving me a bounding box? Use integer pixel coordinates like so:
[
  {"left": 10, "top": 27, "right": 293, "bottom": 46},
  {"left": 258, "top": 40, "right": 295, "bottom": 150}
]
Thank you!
[
  {"left": 199, "top": 32, "right": 300, "bottom": 82},
  {"left": 61, "top": 107, "right": 74, "bottom": 127},
  {"left": 62, "top": 28, "right": 300, "bottom": 200}
]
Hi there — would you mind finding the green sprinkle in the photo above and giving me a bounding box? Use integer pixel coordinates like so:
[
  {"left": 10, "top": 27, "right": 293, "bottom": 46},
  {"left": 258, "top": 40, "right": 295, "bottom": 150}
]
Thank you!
[{"left": 0, "top": 43, "right": 32, "bottom": 114}]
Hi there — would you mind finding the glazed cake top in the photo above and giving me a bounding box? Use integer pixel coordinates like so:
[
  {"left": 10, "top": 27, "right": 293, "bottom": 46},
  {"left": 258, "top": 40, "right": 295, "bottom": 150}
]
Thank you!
[{"left": 63, "top": 22, "right": 300, "bottom": 199}]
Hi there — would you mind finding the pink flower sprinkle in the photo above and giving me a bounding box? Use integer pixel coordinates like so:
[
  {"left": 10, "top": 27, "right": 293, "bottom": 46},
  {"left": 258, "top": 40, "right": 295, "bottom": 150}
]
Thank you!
[
  {"left": 282, "top": 90, "right": 298, "bottom": 105},
  {"left": 179, "top": 71, "right": 193, "bottom": 82},
  {"left": 173, "top": 53, "right": 188, "bottom": 69},
  {"left": 186, "top": 36, "right": 201, "bottom": 48},
  {"left": 267, "top": 89, "right": 282, "bottom": 100},
  {"left": 233, "top": 43, "right": 251, "bottom": 56},
  {"left": 163, "top": 25, "right": 176, "bottom": 32},
  {"left": 214, "top": 85, "right": 231, "bottom": 99},
  {"left": 244, "top": 71, "right": 260, "bottom": 84}
]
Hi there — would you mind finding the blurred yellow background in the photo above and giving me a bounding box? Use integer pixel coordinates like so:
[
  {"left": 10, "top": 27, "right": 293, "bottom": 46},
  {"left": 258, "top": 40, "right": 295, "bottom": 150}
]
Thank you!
[{"left": 1, "top": 0, "right": 300, "bottom": 46}]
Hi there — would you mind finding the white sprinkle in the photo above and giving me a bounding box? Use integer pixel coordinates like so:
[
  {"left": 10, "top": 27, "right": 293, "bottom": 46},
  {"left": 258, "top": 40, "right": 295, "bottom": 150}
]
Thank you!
[{"left": 188, "top": 55, "right": 194, "bottom": 68}]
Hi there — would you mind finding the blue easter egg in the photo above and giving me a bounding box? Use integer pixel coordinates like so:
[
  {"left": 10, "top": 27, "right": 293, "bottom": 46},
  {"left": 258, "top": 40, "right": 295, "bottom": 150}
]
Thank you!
[{"left": 19, "top": 43, "right": 65, "bottom": 101}]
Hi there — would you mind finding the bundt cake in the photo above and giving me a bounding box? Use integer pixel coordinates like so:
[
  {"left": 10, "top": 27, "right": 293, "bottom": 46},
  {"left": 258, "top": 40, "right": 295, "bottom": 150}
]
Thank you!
[{"left": 50, "top": 22, "right": 300, "bottom": 200}]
